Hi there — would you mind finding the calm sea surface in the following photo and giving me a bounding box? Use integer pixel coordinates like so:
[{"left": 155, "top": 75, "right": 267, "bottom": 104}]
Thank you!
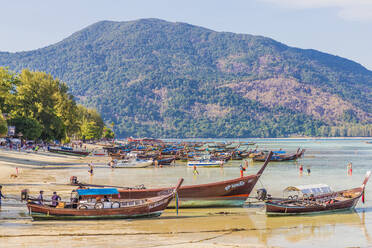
[{"left": 0, "top": 138, "right": 371, "bottom": 247}]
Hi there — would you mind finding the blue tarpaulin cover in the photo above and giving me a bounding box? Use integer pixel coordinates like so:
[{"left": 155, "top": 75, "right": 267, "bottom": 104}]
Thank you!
[
  {"left": 61, "top": 146, "right": 73, "bottom": 151},
  {"left": 77, "top": 188, "right": 119, "bottom": 196}
]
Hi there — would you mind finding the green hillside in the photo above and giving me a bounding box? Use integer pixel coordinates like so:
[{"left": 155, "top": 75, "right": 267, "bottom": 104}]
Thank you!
[{"left": 0, "top": 18, "right": 371, "bottom": 138}]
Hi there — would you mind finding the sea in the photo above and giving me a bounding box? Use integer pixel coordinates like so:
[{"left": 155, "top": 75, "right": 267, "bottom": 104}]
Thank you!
[{"left": 0, "top": 138, "right": 371, "bottom": 247}]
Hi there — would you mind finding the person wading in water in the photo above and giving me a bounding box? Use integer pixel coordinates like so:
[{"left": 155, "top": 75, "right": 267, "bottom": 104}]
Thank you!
[
  {"left": 88, "top": 162, "right": 94, "bottom": 175},
  {"left": 193, "top": 165, "right": 199, "bottom": 175}
]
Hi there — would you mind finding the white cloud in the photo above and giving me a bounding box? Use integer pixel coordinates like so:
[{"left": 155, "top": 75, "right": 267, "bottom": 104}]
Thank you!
[{"left": 260, "top": 0, "right": 372, "bottom": 21}]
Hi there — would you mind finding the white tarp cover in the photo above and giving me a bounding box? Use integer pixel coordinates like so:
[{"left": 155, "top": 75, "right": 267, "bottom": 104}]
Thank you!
[
  {"left": 10, "top": 138, "right": 21, "bottom": 143},
  {"left": 284, "top": 184, "right": 332, "bottom": 196}
]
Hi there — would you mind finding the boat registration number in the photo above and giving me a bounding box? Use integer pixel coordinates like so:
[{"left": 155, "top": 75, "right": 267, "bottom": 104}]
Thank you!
[{"left": 225, "top": 181, "right": 245, "bottom": 191}]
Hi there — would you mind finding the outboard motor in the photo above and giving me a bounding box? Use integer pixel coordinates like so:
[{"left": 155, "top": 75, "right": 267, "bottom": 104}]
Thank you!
[
  {"left": 70, "top": 176, "right": 78, "bottom": 185},
  {"left": 256, "top": 188, "right": 267, "bottom": 201},
  {"left": 21, "top": 189, "right": 29, "bottom": 201}
]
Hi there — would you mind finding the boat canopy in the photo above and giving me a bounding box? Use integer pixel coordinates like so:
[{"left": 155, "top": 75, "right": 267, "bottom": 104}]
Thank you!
[
  {"left": 61, "top": 146, "right": 73, "bottom": 151},
  {"left": 76, "top": 188, "right": 119, "bottom": 196},
  {"left": 273, "top": 151, "right": 286, "bottom": 154},
  {"left": 284, "top": 184, "right": 332, "bottom": 196}
]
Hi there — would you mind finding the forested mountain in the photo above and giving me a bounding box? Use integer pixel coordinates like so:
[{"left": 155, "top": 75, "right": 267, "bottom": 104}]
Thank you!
[{"left": 0, "top": 18, "right": 371, "bottom": 138}]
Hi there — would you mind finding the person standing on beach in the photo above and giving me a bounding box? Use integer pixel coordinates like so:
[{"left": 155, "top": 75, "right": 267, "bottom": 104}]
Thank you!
[
  {"left": 299, "top": 164, "right": 303, "bottom": 176},
  {"left": 37, "top": 190, "right": 44, "bottom": 205},
  {"left": 0, "top": 186, "right": 6, "bottom": 206},
  {"left": 51, "top": 192, "right": 61, "bottom": 207}
]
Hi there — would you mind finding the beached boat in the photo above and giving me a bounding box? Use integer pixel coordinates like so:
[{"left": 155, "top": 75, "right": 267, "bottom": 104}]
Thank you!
[
  {"left": 264, "top": 171, "right": 371, "bottom": 216},
  {"left": 113, "top": 159, "right": 153, "bottom": 168},
  {"left": 48, "top": 147, "right": 90, "bottom": 157},
  {"left": 187, "top": 159, "right": 224, "bottom": 167},
  {"left": 26, "top": 179, "right": 183, "bottom": 220},
  {"left": 252, "top": 148, "right": 305, "bottom": 162},
  {"left": 115, "top": 151, "right": 273, "bottom": 208},
  {"left": 154, "top": 157, "right": 176, "bottom": 165}
]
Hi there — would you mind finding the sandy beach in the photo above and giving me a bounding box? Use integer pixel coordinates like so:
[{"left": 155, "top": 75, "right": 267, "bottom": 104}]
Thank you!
[{"left": 0, "top": 147, "right": 108, "bottom": 196}]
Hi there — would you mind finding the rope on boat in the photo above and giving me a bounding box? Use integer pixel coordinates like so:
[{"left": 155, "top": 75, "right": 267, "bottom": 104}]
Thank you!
[{"left": 257, "top": 178, "right": 267, "bottom": 190}]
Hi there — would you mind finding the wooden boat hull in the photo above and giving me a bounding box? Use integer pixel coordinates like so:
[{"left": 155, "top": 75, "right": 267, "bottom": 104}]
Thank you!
[
  {"left": 265, "top": 196, "right": 360, "bottom": 216},
  {"left": 28, "top": 193, "right": 173, "bottom": 221},
  {"left": 48, "top": 148, "right": 89, "bottom": 157},
  {"left": 27, "top": 199, "right": 169, "bottom": 220},
  {"left": 253, "top": 149, "right": 305, "bottom": 162},
  {"left": 114, "top": 160, "right": 153, "bottom": 168},
  {"left": 29, "top": 210, "right": 163, "bottom": 220},
  {"left": 154, "top": 157, "right": 175, "bottom": 165},
  {"left": 186, "top": 161, "right": 223, "bottom": 167}
]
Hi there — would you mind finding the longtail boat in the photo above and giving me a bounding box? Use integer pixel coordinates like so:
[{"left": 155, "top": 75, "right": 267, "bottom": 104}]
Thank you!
[
  {"left": 264, "top": 171, "right": 371, "bottom": 216},
  {"left": 154, "top": 156, "right": 176, "bottom": 165},
  {"left": 116, "top": 151, "right": 273, "bottom": 208},
  {"left": 26, "top": 179, "right": 183, "bottom": 220},
  {"left": 48, "top": 147, "right": 90, "bottom": 157},
  {"left": 113, "top": 159, "right": 153, "bottom": 168},
  {"left": 70, "top": 152, "right": 272, "bottom": 207},
  {"left": 187, "top": 158, "right": 224, "bottom": 167},
  {"left": 252, "top": 148, "right": 305, "bottom": 162}
]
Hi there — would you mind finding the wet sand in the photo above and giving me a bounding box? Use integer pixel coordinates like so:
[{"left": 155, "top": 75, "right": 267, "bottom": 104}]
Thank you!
[{"left": 0, "top": 140, "right": 371, "bottom": 247}]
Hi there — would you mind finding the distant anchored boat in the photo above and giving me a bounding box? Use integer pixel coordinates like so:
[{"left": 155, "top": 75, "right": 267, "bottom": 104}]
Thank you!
[
  {"left": 48, "top": 146, "right": 90, "bottom": 157},
  {"left": 187, "top": 158, "right": 224, "bottom": 167},
  {"left": 113, "top": 158, "right": 153, "bottom": 168},
  {"left": 252, "top": 148, "right": 305, "bottom": 162}
]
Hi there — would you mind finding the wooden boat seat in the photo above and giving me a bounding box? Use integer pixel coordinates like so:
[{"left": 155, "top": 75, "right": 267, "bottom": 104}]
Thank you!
[
  {"left": 335, "top": 196, "right": 349, "bottom": 201},
  {"left": 342, "top": 192, "right": 358, "bottom": 198}
]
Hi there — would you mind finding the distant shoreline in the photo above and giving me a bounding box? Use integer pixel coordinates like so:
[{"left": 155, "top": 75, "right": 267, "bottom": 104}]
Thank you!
[
  {"left": 271, "top": 137, "right": 372, "bottom": 139},
  {"left": 126, "top": 137, "right": 372, "bottom": 142}
]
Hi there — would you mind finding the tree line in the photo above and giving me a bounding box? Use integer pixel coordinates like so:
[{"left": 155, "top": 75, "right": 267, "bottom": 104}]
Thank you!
[{"left": 0, "top": 67, "right": 114, "bottom": 141}]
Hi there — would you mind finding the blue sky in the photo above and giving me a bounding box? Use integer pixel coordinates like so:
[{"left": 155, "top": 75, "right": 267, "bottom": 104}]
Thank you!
[{"left": 1, "top": 0, "right": 372, "bottom": 69}]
